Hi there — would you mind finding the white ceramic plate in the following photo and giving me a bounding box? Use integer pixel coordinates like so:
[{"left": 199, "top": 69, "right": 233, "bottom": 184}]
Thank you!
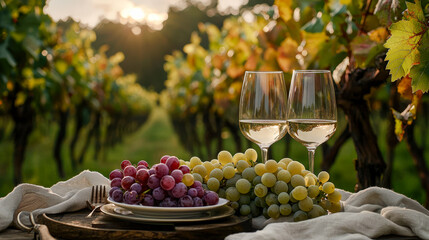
[
  {"left": 100, "top": 204, "right": 234, "bottom": 223},
  {"left": 107, "top": 197, "right": 229, "bottom": 217}
]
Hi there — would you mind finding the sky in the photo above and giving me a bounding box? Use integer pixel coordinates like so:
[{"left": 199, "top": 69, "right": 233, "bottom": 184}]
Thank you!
[{"left": 44, "top": 0, "right": 248, "bottom": 30}]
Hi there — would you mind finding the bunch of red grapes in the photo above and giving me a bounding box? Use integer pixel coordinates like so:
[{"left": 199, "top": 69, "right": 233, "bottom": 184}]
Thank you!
[{"left": 108, "top": 155, "right": 219, "bottom": 207}]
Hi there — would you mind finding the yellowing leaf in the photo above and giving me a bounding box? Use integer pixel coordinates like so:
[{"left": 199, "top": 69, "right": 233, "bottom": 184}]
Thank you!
[
  {"left": 397, "top": 75, "right": 413, "bottom": 100},
  {"left": 410, "top": 40, "right": 429, "bottom": 93},
  {"left": 368, "top": 27, "right": 389, "bottom": 43},
  {"left": 277, "top": 38, "right": 299, "bottom": 72},
  {"left": 275, "top": 0, "right": 293, "bottom": 22},
  {"left": 340, "top": 0, "right": 352, "bottom": 4},
  {"left": 384, "top": 19, "right": 425, "bottom": 81},
  {"left": 15, "top": 92, "right": 26, "bottom": 106}
]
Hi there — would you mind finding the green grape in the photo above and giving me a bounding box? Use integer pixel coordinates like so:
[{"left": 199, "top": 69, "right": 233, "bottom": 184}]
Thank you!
[
  {"left": 224, "top": 163, "right": 234, "bottom": 168},
  {"left": 218, "top": 150, "right": 233, "bottom": 165},
  {"left": 230, "top": 201, "right": 240, "bottom": 210},
  {"left": 240, "top": 204, "right": 251, "bottom": 216},
  {"left": 192, "top": 173, "right": 203, "bottom": 183},
  {"left": 239, "top": 194, "right": 251, "bottom": 205},
  {"left": 261, "top": 173, "right": 276, "bottom": 187},
  {"left": 236, "top": 160, "right": 250, "bottom": 173},
  {"left": 307, "top": 185, "right": 320, "bottom": 198},
  {"left": 328, "top": 190, "right": 342, "bottom": 203},
  {"left": 279, "top": 158, "right": 293, "bottom": 168},
  {"left": 233, "top": 153, "right": 247, "bottom": 164},
  {"left": 280, "top": 204, "right": 292, "bottom": 216},
  {"left": 226, "top": 174, "right": 241, "bottom": 188},
  {"left": 209, "top": 168, "right": 224, "bottom": 181},
  {"left": 252, "top": 175, "right": 262, "bottom": 185},
  {"left": 291, "top": 186, "right": 308, "bottom": 201},
  {"left": 287, "top": 161, "right": 304, "bottom": 176},
  {"left": 262, "top": 207, "right": 269, "bottom": 219},
  {"left": 291, "top": 174, "right": 305, "bottom": 187},
  {"left": 218, "top": 188, "right": 226, "bottom": 198},
  {"left": 236, "top": 178, "right": 251, "bottom": 194},
  {"left": 273, "top": 180, "right": 288, "bottom": 195},
  {"left": 226, "top": 187, "right": 241, "bottom": 202},
  {"left": 319, "top": 199, "right": 331, "bottom": 210},
  {"left": 250, "top": 190, "right": 256, "bottom": 200},
  {"left": 203, "top": 161, "right": 215, "bottom": 175},
  {"left": 318, "top": 171, "right": 330, "bottom": 183},
  {"left": 265, "top": 160, "right": 278, "bottom": 173},
  {"left": 289, "top": 193, "right": 298, "bottom": 203},
  {"left": 242, "top": 167, "right": 256, "bottom": 182},
  {"left": 267, "top": 204, "right": 280, "bottom": 219},
  {"left": 291, "top": 203, "right": 300, "bottom": 213},
  {"left": 298, "top": 196, "right": 313, "bottom": 212},
  {"left": 308, "top": 204, "right": 326, "bottom": 218},
  {"left": 207, "top": 177, "right": 220, "bottom": 192},
  {"left": 293, "top": 210, "right": 308, "bottom": 222},
  {"left": 193, "top": 163, "right": 207, "bottom": 177},
  {"left": 265, "top": 193, "right": 279, "bottom": 206},
  {"left": 244, "top": 148, "right": 258, "bottom": 163},
  {"left": 254, "top": 183, "right": 268, "bottom": 198},
  {"left": 254, "top": 163, "right": 266, "bottom": 176},
  {"left": 322, "top": 182, "right": 335, "bottom": 194},
  {"left": 223, "top": 166, "right": 236, "bottom": 180},
  {"left": 329, "top": 201, "right": 342, "bottom": 213},
  {"left": 250, "top": 201, "right": 261, "bottom": 217},
  {"left": 301, "top": 170, "right": 310, "bottom": 177},
  {"left": 254, "top": 196, "right": 264, "bottom": 207},
  {"left": 277, "top": 162, "right": 287, "bottom": 170},
  {"left": 190, "top": 156, "right": 202, "bottom": 169},
  {"left": 278, "top": 192, "right": 290, "bottom": 204},
  {"left": 304, "top": 175, "right": 316, "bottom": 186}
]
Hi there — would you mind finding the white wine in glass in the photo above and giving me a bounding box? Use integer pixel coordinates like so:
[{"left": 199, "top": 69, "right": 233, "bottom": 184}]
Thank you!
[
  {"left": 239, "top": 71, "right": 288, "bottom": 163},
  {"left": 286, "top": 70, "right": 337, "bottom": 172}
]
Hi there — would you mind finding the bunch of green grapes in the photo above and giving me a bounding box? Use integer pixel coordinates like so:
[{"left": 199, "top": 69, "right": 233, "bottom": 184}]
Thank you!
[{"left": 181, "top": 149, "right": 342, "bottom": 222}]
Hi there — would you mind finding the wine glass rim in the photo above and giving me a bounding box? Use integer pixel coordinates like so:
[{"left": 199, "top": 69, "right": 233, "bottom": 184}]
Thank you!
[
  {"left": 245, "top": 71, "right": 283, "bottom": 74},
  {"left": 293, "top": 70, "right": 331, "bottom": 73}
]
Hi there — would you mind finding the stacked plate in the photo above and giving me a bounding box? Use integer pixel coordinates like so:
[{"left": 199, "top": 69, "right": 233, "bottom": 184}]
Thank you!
[{"left": 101, "top": 197, "right": 233, "bottom": 223}]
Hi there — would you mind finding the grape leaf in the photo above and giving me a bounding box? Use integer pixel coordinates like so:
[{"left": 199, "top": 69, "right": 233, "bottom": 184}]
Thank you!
[
  {"left": 405, "top": 0, "right": 425, "bottom": 22},
  {"left": 410, "top": 37, "right": 429, "bottom": 93},
  {"left": 384, "top": 19, "right": 425, "bottom": 81},
  {"left": 275, "top": 0, "right": 293, "bottom": 23}
]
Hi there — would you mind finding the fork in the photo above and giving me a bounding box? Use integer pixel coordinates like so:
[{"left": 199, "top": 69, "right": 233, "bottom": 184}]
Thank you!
[{"left": 86, "top": 185, "right": 107, "bottom": 218}]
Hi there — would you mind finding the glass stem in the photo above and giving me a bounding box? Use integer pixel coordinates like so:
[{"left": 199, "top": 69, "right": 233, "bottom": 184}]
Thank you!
[
  {"left": 307, "top": 147, "right": 316, "bottom": 173},
  {"left": 261, "top": 147, "right": 268, "bottom": 163}
]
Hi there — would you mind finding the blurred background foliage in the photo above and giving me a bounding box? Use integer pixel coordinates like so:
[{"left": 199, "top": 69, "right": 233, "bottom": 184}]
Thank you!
[{"left": 1, "top": 0, "right": 429, "bottom": 208}]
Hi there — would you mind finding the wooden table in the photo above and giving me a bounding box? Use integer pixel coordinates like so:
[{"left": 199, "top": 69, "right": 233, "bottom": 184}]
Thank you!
[{"left": 0, "top": 209, "right": 421, "bottom": 240}]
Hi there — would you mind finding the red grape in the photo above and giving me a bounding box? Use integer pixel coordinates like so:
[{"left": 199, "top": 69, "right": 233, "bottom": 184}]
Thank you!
[
  {"left": 196, "top": 186, "right": 204, "bottom": 198},
  {"left": 111, "top": 177, "right": 122, "bottom": 188},
  {"left": 171, "top": 182, "right": 187, "bottom": 198},
  {"left": 179, "top": 165, "right": 190, "bottom": 174},
  {"left": 160, "top": 155, "right": 170, "bottom": 164},
  {"left": 171, "top": 169, "right": 183, "bottom": 183},
  {"left": 138, "top": 160, "right": 149, "bottom": 168},
  {"left": 121, "top": 160, "right": 132, "bottom": 170},
  {"left": 137, "top": 165, "right": 147, "bottom": 171},
  {"left": 179, "top": 195, "right": 194, "bottom": 207},
  {"left": 188, "top": 188, "right": 198, "bottom": 198},
  {"left": 111, "top": 189, "right": 123, "bottom": 202},
  {"left": 193, "top": 197, "right": 203, "bottom": 207},
  {"left": 192, "top": 180, "right": 202, "bottom": 188},
  {"left": 152, "top": 187, "right": 166, "bottom": 201},
  {"left": 160, "top": 175, "right": 175, "bottom": 191},
  {"left": 148, "top": 168, "right": 156, "bottom": 176},
  {"left": 166, "top": 156, "right": 180, "bottom": 171},
  {"left": 121, "top": 176, "right": 135, "bottom": 190},
  {"left": 160, "top": 197, "right": 178, "bottom": 207},
  {"left": 123, "top": 165, "right": 137, "bottom": 178},
  {"left": 147, "top": 175, "right": 160, "bottom": 189},
  {"left": 130, "top": 183, "right": 143, "bottom": 194},
  {"left": 155, "top": 163, "right": 169, "bottom": 178},
  {"left": 123, "top": 190, "right": 139, "bottom": 204},
  {"left": 109, "top": 169, "right": 123, "bottom": 180},
  {"left": 136, "top": 169, "right": 149, "bottom": 185},
  {"left": 142, "top": 194, "right": 154, "bottom": 206},
  {"left": 109, "top": 186, "right": 120, "bottom": 198},
  {"left": 203, "top": 191, "right": 219, "bottom": 205}
]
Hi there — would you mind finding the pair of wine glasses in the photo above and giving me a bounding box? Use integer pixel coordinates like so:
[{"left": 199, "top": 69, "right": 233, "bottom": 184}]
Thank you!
[{"left": 239, "top": 70, "right": 337, "bottom": 173}]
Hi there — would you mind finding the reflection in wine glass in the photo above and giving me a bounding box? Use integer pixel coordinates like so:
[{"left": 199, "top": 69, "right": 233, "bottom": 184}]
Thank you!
[
  {"left": 286, "top": 70, "right": 337, "bottom": 172},
  {"left": 239, "top": 71, "right": 288, "bottom": 163}
]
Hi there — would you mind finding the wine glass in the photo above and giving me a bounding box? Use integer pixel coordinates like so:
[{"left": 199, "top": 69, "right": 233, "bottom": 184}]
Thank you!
[
  {"left": 286, "top": 70, "right": 337, "bottom": 172},
  {"left": 239, "top": 71, "right": 288, "bottom": 163}
]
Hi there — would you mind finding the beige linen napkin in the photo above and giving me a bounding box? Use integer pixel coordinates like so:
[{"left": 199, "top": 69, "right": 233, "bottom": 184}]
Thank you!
[
  {"left": 0, "top": 170, "right": 110, "bottom": 231},
  {"left": 226, "top": 187, "right": 429, "bottom": 240}
]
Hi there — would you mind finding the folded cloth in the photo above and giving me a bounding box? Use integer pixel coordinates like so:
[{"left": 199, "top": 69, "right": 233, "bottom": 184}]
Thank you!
[
  {"left": 226, "top": 187, "right": 429, "bottom": 240},
  {"left": 0, "top": 170, "right": 110, "bottom": 232}
]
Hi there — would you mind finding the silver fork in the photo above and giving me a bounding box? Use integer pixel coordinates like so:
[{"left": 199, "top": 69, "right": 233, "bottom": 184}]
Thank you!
[{"left": 86, "top": 185, "right": 107, "bottom": 218}]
